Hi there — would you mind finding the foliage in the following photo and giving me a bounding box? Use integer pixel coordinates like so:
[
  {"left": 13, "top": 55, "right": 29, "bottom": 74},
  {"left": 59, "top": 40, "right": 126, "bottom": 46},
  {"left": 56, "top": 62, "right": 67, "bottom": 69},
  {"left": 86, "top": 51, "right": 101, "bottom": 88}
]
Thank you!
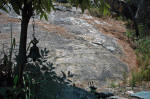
[
  {"left": 125, "top": 29, "right": 135, "bottom": 40},
  {"left": 88, "top": 0, "right": 110, "bottom": 17},
  {"left": 0, "top": 74, "right": 34, "bottom": 99},
  {"left": 129, "top": 66, "right": 150, "bottom": 89},
  {"left": 89, "top": 8, "right": 103, "bottom": 17},
  {"left": 129, "top": 71, "right": 137, "bottom": 90},
  {"left": 0, "top": 45, "right": 70, "bottom": 99},
  {"left": 0, "top": 0, "right": 55, "bottom": 20},
  {"left": 0, "top": 0, "right": 110, "bottom": 18},
  {"left": 133, "top": 36, "right": 150, "bottom": 82},
  {"left": 69, "top": 0, "right": 110, "bottom": 15},
  {"left": 138, "top": 24, "right": 149, "bottom": 37},
  {"left": 0, "top": 26, "right": 34, "bottom": 98},
  {"left": 110, "top": 81, "right": 117, "bottom": 88},
  {"left": 136, "top": 38, "right": 150, "bottom": 56},
  {"left": 126, "top": 23, "right": 150, "bottom": 85},
  {"left": 125, "top": 22, "right": 150, "bottom": 39}
]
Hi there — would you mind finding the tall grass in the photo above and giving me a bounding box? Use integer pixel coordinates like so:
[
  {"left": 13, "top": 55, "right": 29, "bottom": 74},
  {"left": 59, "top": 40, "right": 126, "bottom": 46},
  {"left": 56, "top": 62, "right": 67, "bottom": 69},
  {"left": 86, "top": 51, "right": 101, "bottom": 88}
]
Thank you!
[{"left": 126, "top": 23, "right": 150, "bottom": 87}]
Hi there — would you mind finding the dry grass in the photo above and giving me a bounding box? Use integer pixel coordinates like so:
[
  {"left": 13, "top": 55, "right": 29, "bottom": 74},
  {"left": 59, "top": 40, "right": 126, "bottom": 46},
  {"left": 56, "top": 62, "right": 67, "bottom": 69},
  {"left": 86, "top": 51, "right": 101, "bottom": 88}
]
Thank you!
[
  {"left": 83, "top": 16, "right": 138, "bottom": 69},
  {"left": 35, "top": 20, "right": 77, "bottom": 40},
  {"left": 0, "top": 14, "right": 20, "bottom": 24}
]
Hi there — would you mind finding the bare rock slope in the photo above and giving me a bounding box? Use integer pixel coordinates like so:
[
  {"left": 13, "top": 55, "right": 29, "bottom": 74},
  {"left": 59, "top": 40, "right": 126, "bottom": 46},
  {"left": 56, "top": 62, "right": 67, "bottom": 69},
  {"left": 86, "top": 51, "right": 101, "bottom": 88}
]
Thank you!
[{"left": 0, "top": 8, "right": 129, "bottom": 98}]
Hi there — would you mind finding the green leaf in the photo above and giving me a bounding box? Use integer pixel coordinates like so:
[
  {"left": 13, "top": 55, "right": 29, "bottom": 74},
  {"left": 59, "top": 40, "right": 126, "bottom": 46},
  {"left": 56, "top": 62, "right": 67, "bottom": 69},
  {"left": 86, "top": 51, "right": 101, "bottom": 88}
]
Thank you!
[
  {"left": 105, "top": 3, "right": 110, "bottom": 9},
  {"left": 14, "top": 75, "right": 18, "bottom": 85},
  {"left": 23, "top": 76, "right": 26, "bottom": 85},
  {"left": 46, "top": 0, "right": 51, "bottom": 12},
  {"left": 44, "top": 13, "right": 48, "bottom": 21},
  {"left": 1, "top": 7, "right": 8, "bottom": 13},
  {"left": 40, "top": 12, "right": 44, "bottom": 20},
  {"left": 103, "top": 5, "right": 110, "bottom": 16}
]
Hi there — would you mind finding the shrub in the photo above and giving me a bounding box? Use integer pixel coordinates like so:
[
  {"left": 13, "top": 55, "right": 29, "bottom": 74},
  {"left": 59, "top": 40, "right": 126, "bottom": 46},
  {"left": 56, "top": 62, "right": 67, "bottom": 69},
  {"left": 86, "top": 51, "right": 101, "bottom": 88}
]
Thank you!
[
  {"left": 126, "top": 22, "right": 150, "bottom": 85},
  {"left": 129, "top": 71, "right": 136, "bottom": 89},
  {"left": 138, "top": 24, "right": 149, "bottom": 37},
  {"left": 89, "top": 8, "right": 103, "bottom": 17}
]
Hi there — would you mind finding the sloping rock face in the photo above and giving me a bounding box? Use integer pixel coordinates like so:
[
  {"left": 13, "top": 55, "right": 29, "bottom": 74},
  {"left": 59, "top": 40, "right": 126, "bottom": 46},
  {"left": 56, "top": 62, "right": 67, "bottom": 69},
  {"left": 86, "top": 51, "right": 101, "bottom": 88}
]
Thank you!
[
  {"left": 45, "top": 10, "right": 128, "bottom": 87},
  {"left": 0, "top": 8, "right": 128, "bottom": 98}
]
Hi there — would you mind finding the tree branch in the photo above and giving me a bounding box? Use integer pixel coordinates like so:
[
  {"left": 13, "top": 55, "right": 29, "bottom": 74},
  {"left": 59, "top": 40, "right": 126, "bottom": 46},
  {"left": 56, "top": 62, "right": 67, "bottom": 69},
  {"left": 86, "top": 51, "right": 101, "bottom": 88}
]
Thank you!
[{"left": 0, "top": 0, "right": 7, "bottom": 9}]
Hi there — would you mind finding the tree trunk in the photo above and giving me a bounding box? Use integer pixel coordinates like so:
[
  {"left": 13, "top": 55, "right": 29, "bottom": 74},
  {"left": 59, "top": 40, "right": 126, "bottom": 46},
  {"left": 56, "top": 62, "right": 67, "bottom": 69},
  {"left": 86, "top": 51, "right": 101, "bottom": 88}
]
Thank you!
[
  {"left": 17, "top": 3, "right": 32, "bottom": 87},
  {"left": 133, "top": 19, "right": 139, "bottom": 38},
  {"left": 127, "top": 3, "right": 139, "bottom": 38}
]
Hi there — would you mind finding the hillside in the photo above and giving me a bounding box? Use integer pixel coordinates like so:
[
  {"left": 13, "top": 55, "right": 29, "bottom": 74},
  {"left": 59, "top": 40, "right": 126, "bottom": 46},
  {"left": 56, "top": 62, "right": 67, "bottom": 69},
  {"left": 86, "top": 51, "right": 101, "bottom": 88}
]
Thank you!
[{"left": 0, "top": 6, "right": 142, "bottom": 98}]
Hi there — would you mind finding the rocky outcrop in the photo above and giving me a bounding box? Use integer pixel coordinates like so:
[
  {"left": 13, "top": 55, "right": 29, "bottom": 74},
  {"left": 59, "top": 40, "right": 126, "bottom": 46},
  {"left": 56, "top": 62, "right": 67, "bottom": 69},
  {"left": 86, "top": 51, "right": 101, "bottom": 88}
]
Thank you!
[{"left": 0, "top": 8, "right": 129, "bottom": 99}]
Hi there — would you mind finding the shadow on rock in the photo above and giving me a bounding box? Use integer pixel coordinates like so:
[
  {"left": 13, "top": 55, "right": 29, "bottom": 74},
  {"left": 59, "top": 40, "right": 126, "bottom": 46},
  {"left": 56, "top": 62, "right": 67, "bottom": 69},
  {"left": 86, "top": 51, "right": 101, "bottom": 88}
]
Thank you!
[{"left": 25, "top": 48, "right": 96, "bottom": 99}]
